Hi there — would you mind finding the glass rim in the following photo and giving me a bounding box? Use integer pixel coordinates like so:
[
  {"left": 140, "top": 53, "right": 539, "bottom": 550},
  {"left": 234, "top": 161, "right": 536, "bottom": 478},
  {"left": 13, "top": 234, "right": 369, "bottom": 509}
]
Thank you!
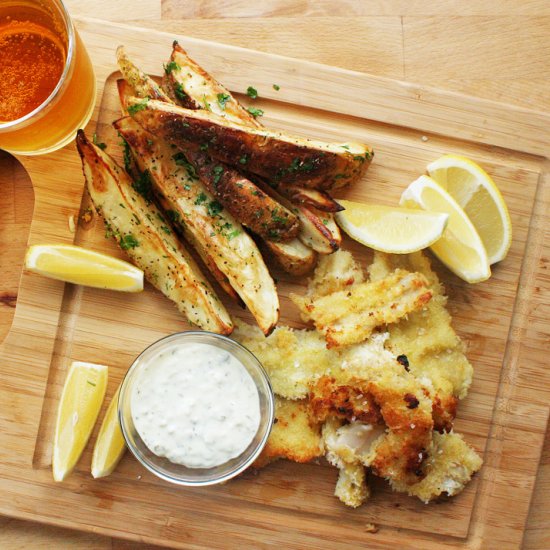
[
  {"left": 118, "top": 330, "right": 275, "bottom": 487},
  {"left": 0, "top": 0, "right": 75, "bottom": 131}
]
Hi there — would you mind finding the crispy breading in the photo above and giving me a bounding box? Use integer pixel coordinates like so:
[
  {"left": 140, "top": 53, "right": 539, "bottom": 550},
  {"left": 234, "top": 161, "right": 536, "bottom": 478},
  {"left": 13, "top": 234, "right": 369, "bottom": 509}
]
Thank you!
[
  {"left": 291, "top": 268, "right": 433, "bottom": 348},
  {"left": 233, "top": 322, "right": 338, "bottom": 399},
  {"left": 254, "top": 397, "right": 323, "bottom": 468},
  {"left": 390, "top": 432, "right": 482, "bottom": 502},
  {"left": 305, "top": 250, "right": 365, "bottom": 297},
  {"left": 310, "top": 376, "right": 382, "bottom": 425},
  {"left": 322, "top": 418, "right": 376, "bottom": 508},
  {"left": 369, "top": 252, "right": 474, "bottom": 431},
  {"left": 334, "top": 462, "right": 369, "bottom": 508},
  {"left": 315, "top": 351, "right": 435, "bottom": 486}
]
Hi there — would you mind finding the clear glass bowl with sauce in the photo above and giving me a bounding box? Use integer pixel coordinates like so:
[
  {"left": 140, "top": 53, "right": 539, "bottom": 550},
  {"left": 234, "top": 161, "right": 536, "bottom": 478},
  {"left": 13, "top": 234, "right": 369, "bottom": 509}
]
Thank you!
[{"left": 118, "top": 331, "right": 275, "bottom": 486}]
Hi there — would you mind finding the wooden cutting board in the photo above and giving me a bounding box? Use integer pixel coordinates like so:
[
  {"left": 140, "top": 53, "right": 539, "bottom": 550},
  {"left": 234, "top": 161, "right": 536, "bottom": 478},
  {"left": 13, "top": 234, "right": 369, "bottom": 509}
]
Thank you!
[{"left": 1, "top": 16, "right": 549, "bottom": 549}]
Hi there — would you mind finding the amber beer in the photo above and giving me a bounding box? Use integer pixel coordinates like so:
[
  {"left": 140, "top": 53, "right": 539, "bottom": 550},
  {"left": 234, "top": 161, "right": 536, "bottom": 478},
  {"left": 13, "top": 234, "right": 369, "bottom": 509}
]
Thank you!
[{"left": 0, "top": 0, "right": 95, "bottom": 155}]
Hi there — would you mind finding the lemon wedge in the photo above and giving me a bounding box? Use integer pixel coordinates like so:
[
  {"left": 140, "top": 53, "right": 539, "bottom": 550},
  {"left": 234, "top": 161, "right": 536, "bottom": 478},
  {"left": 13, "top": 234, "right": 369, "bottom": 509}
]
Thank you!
[
  {"left": 427, "top": 154, "right": 512, "bottom": 264},
  {"left": 25, "top": 244, "right": 143, "bottom": 292},
  {"left": 53, "top": 361, "right": 108, "bottom": 482},
  {"left": 91, "top": 385, "right": 126, "bottom": 479},
  {"left": 335, "top": 200, "right": 448, "bottom": 253},
  {"left": 400, "top": 175, "right": 491, "bottom": 283}
]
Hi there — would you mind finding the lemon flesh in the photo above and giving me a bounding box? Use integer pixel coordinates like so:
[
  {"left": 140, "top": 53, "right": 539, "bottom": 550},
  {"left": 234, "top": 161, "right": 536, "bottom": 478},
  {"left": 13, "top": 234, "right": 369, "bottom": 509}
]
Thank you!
[
  {"left": 53, "top": 361, "right": 108, "bottom": 482},
  {"left": 25, "top": 244, "right": 144, "bottom": 292},
  {"left": 335, "top": 200, "right": 448, "bottom": 254},
  {"left": 427, "top": 154, "right": 512, "bottom": 264},
  {"left": 400, "top": 175, "right": 491, "bottom": 283},
  {"left": 91, "top": 385, "right": 126, "bottom": 479}
]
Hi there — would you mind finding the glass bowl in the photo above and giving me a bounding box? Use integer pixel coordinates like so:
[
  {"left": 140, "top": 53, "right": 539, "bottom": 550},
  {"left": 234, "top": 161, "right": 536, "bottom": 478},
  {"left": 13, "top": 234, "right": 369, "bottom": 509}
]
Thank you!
[{"left": 118, "top": 331, "right": 274, "bottom": 486}]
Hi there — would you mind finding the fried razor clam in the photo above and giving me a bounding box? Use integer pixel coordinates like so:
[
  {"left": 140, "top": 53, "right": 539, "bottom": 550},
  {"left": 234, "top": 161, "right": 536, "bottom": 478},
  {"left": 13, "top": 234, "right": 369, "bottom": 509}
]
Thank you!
[
  {"left": 292, "top": 269, "right": 433, "bottom": 348},
  {"left": 116, "top": 46, "right": 171, "bottom": 102},
  {"left": 323, "top": 418, "right": 374, "bottom": 507},
  {"left": 164, "top": 41, "right": 263, "bottom": 127},
  {"left": 303, "top": 249, "right": 365, "bottom": 297},
  {"left": 254, "top": 397, "right": 324, "bottom": 468},
  {"left": 312, "top": 369, "right": 434, "bottom": 486},
  {"left": 76, "top": 130, "right": 232, "bottom": 334},
  {"left": 233, "top": 321, "right": 338, "bottom": 399},
  {"left": 114, "top": 116, "right": 279, "bottom": 335},
  {"left": 128, "top": 97, "right": 372, "bottom": 191},
  {"left": 334, "top": 461, "right": 370, "bottom": 508},
  {"left": 390, "top": 432, "right": 482, "bottom": 502},
  {"left": 370, "top": 252, "right": 474, "bottom": 431}
]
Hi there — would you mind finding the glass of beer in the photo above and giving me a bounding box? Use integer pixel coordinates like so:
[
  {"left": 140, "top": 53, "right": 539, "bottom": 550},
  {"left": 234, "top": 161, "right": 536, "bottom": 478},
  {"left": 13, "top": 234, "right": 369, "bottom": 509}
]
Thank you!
[{"left": 0, "top": 0, "right": 96, "bottom": 155}]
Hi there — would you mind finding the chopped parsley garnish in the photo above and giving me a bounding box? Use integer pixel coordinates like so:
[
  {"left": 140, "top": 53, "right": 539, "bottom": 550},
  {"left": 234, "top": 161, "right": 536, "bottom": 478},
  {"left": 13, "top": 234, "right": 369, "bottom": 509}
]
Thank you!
[
  {"left": 227, "top": 229, "right": 241, "bottom": 240},
  {"left": 202, "top": 95, "right": 212, "bottom": 111},
  {"left": 92, "top": 133, "right": 107, "bottom": 150},
  {"left": 164, "top": 61, "right": 181, "bottom": 75},
  {"left": 127, "top": 97, "right": 149, "bottom": 115},
  {"left": 172, "top": 152, "right": 198, "bottom": 180},
  {"left": 166, "top": 210, "right": 181, "bottom": 224},
  {"left": 132, "top": 170, "right": 153, "bottom": 203},
  {"left": 207, "top": 200, "right": 223, "bottom": 217},
  {"left": 272, "top": 84, "right": 280, "bottom": 91},
  {"left": 194, "top": 192, "right": 207, "bottom": 205},
  {"left": 160, "top": 225, "right": 171, "bottom": 235},
  {"left": 247, "top": 106, "right": 264, "bottom": 118},
  {"left": 174, "top": 82, "right": 187, "bottom": 102},
  {"left": 212, "top": 165, "right": 224, "bottom": 185},
  {"left": 239, "top": 155, "right": 248, "bottom": 165},
  {"left": 246, "top": 86, "right": 258, "bottom": 99},
  {"left": 120, "top": 234, "right": 139, "bottom": 250},
  {"left": 200, "top": 143, "right": 209, "bottom": 151},
  {"left": 217, "top": 93, "right": 231, "bottom": 110}
]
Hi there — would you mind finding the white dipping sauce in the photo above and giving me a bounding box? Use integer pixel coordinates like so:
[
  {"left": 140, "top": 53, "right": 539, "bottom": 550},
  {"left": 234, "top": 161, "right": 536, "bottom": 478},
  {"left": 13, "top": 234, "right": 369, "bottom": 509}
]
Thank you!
[{"left": 131, "top": 342, "right": 261, "bottom": 468}]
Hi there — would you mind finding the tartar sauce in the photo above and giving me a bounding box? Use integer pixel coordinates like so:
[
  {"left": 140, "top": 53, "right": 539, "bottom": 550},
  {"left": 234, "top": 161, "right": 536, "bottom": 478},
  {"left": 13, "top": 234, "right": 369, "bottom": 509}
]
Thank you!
[{"left": 131, "top": 342, "right": 261, "bottom": 468}]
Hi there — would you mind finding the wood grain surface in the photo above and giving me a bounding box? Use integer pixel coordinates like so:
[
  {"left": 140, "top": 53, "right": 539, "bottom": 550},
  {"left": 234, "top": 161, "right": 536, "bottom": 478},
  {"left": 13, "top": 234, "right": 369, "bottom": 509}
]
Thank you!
[{"left": 0, "top": 1, "right": 549, "bottom": 548}]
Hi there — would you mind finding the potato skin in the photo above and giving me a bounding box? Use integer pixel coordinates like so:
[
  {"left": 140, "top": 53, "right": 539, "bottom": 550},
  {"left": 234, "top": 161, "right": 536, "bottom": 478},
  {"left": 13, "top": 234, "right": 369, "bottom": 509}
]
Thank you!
[
  {"left": 130, "top": 100, "right": 372, "bottom": 191},
  {"left": 76, "top": 130, "right": 233, "bottom": 334},
  {"left": 183, "top": 148, "right": 300, "bottom": 242}
]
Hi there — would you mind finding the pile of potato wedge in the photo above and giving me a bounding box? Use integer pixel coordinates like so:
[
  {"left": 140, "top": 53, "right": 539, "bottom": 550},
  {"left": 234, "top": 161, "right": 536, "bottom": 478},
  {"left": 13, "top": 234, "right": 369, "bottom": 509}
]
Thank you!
[{"left": 77, "top": 43, "right": 373, "bottom": 335}]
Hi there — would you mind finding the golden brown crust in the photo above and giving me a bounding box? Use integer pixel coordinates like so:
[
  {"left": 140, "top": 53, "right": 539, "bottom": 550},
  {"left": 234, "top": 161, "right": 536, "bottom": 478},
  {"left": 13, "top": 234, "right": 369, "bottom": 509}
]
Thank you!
[
  {"left": 310, "top": 376, "right": 382, "bottom": 425},
  {"left": 292, "top": 269, "right": 433, "bottom": 348},
  {"left": 254, "top": 398, "right": 324, "bottom": 468},
  {"left": 183, "top": 148, "right": 299, "bottom": 241},
  {"left": 130, "top": 99, "right": 372, "bottom": 191}
]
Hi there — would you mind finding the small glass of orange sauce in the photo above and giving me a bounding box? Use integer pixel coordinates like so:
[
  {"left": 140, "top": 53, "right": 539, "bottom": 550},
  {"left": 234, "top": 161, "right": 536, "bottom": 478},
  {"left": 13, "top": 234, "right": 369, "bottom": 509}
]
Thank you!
[{"left": 0, "top": 0, "right": 96, "bottom": 155}]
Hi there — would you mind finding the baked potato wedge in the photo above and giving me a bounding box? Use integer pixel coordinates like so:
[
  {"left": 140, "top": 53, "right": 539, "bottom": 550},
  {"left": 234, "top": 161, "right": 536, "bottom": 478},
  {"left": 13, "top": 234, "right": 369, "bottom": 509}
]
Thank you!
[
  {"left": 164, "top": 41, "right": 262, "bottom": 127},
  {"left": 114, "top": 116, "right": 280, "bottom": 335},
  {"left": 156, "top": 46, "right": 320, "bottom": 273},
  {"left": 128, "top": 97, "right": 372, "bottom": 191},
  {"left": 276, "top": 185, "right": 344, "bottom": 213},
  {"left": 76, "top": 130, "right": 233, "bottom": 334},
  {"left": 263, "top": 238, "right": 317, "bottom": 276},
  {"left": 182, "top": 148, "right": 299, "bottom": 242},
  {"left": 116, "top": 46, "right": 171, "bottom": 102},
  {"left": 253, "top": 178, "right": 341, "bottom": 254},
  {"left": 116, "top": 79, "right": 238, "bottom": 301}
]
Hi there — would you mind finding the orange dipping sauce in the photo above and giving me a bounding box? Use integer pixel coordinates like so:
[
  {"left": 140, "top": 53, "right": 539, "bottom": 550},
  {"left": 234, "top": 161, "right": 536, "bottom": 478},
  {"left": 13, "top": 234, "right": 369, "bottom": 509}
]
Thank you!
[{"left": 0, "top": 8, "right": 67, "bottom": 122}]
